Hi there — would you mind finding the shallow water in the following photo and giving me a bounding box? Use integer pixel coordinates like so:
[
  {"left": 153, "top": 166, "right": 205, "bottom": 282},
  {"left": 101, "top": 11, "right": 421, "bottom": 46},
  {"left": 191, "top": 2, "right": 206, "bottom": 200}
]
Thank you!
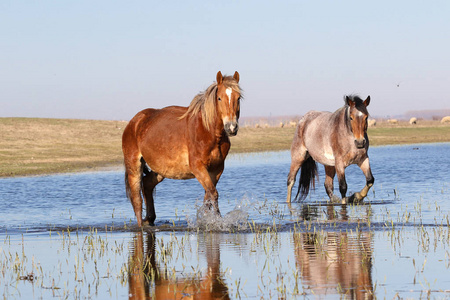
[{"left": 1, "top": 143, "right": 450, "bottom": 298}]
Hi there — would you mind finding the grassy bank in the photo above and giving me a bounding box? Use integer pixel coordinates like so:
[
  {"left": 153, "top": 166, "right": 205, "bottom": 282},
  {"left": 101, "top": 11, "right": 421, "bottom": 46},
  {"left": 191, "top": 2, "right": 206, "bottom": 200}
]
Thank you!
[
  {"left": 1, "top": 117, "right": 449, "bottom": 177},
  {"left": 0, "top": 118, "right": 127, "bottom": 177}
]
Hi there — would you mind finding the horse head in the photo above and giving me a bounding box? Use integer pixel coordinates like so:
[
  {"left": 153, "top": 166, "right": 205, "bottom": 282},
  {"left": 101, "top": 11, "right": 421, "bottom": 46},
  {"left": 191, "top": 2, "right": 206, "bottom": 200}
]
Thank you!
[
  {"left": 346, "top": 95, "right": 370, "bottom": 149},
  {"left": 216, "top": 71, "right": 241, "bottom": 136}
]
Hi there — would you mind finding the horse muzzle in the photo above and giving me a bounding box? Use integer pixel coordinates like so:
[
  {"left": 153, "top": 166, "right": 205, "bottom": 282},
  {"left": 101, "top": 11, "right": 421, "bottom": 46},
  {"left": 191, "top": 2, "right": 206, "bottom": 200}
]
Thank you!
[
  {"left": 224, "top": 121, "right": 239, "bottom": 136},
  {"left": 354, "top": 138, "right": 366, "bottom": 149}
]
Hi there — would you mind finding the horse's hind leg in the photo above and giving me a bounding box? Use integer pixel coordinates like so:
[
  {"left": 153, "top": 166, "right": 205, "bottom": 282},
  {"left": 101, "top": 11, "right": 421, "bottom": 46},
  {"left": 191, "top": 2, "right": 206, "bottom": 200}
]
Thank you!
[
  {"left": 124, "top": 157, "right": 144, "bottom": 227},
  {"left": 324, "top": 166, "right": 341, "bottom": 203},
  {"left": 287, "top": 163, "right": 301, "bottom": 203},
  {"left": 287, "top": 144, "right": 307, "bottom": 203},
  {"left": 142, "top": 170, "right": 164, "bottom": 226}
]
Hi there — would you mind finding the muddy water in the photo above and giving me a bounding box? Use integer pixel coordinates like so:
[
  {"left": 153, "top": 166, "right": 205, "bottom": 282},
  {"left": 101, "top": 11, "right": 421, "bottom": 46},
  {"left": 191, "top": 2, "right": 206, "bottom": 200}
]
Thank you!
[{"left": 1, "top": 143, "right": 450, "bottom": 298}]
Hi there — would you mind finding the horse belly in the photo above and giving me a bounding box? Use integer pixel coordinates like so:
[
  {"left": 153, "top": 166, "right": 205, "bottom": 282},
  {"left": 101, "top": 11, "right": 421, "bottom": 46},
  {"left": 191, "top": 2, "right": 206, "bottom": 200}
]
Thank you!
[
  {"left": 309, "top": 151, "right": 335, "bottom": 167},
  {"left": 161, "top": 168, "right": 195, "bottom": 180},
  {"left": 144, "top": 148, "right": 195, "bottom": 179},
  {"left": 320, "top": 151, "right": 336, "bottom": 166},
  {"left": 303, "top": 123, "right": 335, "bottom": 166},
  {"left": 137, "top": 108, "right": 195, "bottom": 179}
]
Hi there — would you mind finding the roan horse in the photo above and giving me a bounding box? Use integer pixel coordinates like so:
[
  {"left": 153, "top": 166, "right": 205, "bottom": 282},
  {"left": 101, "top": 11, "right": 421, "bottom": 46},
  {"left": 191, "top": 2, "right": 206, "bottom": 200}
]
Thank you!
[
  {"left": 287, "top": 95, "right": 374, "bottom": 204},
  {"left": 122, "top": 71, "right": 241, "bottom": 227}
]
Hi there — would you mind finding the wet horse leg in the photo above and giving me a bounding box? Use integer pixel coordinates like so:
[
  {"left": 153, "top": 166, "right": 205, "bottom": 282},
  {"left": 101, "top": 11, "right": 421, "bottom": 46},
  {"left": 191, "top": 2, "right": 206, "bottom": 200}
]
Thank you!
[
  {"left": 287, "top": 161, "right": 302, "bottom": 203},
  {"left": 287, "top": 145, "right": 307, "bottom": 202},
  {"left": 124, "top": 156, "right": 144, "bottom": 227},
  {"left": 142, "top": 171, "right": 164, "bottom": 226},
  {"left": 350, "top": 157, "right": 374, "bottom": 202},
  {"left": 212, "top": 166, "right": 224, "bottom": 190},
  {"left": 324, "top": 166, "right": 341, "bottom": 203},
  {"left": 191, "top": 163, "right": 221, "bottom": 215},
  {"left": 208, "top": 166, "right": 224, "bottom": 213},
  {"left": 335, "top": 162, "right": 348, "bottom": 204}
]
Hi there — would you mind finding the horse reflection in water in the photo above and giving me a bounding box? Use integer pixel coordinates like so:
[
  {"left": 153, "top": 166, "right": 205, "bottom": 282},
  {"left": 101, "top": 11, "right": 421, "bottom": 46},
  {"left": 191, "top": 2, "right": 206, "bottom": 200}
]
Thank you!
[
  {"left": 293, "top": 231, "right": 374, "bottom": 298},
  {"left": 128, "top": 232, "right": 229, "bottom": 300}
]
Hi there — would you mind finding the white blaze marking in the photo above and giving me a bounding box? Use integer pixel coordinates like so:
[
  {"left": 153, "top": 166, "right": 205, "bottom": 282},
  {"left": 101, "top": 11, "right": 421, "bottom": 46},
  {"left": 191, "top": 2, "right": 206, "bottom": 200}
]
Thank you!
[{"left": 226, "top": 88, "right": 232, "bottom": 104}]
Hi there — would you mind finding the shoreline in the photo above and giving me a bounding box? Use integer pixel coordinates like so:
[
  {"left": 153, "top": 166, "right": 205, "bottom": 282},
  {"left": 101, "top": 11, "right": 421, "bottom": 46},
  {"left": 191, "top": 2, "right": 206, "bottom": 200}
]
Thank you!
[
  {"left": 2, "top": 141, "right": 449, "bottom": 179},
  {"left": 1, "top": 118, "right": 449, "bottom": 178}
]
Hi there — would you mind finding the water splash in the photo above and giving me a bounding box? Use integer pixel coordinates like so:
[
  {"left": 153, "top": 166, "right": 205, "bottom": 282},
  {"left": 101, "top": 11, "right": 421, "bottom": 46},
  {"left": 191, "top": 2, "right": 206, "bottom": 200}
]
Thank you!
[{"left": 187, "top": 200, "right": 250, "bottom": 231}]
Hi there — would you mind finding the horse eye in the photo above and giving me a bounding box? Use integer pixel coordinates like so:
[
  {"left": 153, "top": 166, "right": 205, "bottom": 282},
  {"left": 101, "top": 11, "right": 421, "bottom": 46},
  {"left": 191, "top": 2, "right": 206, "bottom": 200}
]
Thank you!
[
  {"left": 350, "top": 117, "right": 354, "bottom": 121},
  {"left": 218, "top": 97, "right": 221, "bottom": 101}
]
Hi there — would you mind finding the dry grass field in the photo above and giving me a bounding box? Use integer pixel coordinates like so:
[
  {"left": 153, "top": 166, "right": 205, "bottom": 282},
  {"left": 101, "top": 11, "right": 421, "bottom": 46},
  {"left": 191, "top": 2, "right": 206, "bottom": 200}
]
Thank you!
[
  {"left": 0, "top": 118, "right": 127, "bottom": 177},
  {"left": 1, "top": 117, "right": 449, "bottom": 177},
  {"left": 367, "top": 119, "right": 450, "bottom": 146}
]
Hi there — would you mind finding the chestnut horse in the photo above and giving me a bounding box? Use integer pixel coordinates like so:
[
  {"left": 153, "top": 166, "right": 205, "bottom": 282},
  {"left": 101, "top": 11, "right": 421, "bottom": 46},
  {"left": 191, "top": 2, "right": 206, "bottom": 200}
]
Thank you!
[
  {"left": 287, "top": 95, "right": 374, "bottom": 204},
  {"left": 122, "top": 71, "right": 241, "bottom": 227}
]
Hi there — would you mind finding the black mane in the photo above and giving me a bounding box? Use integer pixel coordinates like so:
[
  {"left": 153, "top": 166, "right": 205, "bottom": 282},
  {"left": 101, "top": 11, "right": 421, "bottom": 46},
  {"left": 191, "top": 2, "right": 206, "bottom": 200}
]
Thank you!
[{"left": 344, "top": 94, "right": 369, "bottom": 114}]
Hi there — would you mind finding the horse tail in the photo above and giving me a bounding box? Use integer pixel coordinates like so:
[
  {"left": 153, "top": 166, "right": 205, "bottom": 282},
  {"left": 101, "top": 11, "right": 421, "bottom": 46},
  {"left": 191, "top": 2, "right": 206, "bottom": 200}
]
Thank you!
[
  {"left": 124, "top": 157, "right": 149, "bottom": 201},
  {"left": 295, "top": 156, "right": 318, "bottom": 201}
]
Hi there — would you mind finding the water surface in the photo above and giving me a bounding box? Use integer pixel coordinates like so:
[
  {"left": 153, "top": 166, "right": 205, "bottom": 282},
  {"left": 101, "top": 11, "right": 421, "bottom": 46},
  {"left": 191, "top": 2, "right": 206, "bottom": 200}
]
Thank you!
[{"left": 1, "top": 143, "right": 450, "bottom": 298}]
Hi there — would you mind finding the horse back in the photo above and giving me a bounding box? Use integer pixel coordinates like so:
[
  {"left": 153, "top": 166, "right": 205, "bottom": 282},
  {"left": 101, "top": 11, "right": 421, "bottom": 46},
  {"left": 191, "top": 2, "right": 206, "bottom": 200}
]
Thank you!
[
  {"left": 132, "top": 106, "right": 186, "bottom": 130},
  {"left": 298, "top": 110, "right": 334, "bottom": 140},
  {"left": 295, "top": 110, "right": 341, "bottom": 166}
]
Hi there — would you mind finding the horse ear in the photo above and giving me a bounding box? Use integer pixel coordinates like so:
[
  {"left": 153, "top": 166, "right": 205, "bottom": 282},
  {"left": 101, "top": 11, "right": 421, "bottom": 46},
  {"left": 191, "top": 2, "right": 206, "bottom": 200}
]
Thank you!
[
  {"left": 216, "top": 71, "right": 223, "bottom": 84},
  {"left": 233, "top": 71, "right": 240, "bottom": 83},
  {"left": 345, "top": 96, "right": 355, "bottom": 107},
  {"left": 364, "top": 96, "right": 371, "bottom": 107}
]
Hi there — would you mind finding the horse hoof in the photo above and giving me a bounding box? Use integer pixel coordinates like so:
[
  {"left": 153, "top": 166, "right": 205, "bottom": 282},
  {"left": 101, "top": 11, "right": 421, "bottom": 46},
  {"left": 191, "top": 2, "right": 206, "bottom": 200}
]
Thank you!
[
  {"left": 348, "top": 193, "right": 363, "bottom": 204},
  {"left": 341, "top": 197, "right": 348, "bottom": 205},
  {"left": 203, "top": 200, "right": 221, "bottom": 215},
  {"left": 142, "top": 219, "right": 155, "bottom": 227}
]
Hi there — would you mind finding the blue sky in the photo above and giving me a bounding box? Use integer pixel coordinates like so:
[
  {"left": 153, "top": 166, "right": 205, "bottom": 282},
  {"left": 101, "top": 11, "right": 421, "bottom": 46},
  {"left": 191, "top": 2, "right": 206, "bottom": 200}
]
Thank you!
[{"left": 1, "top": 1, "right": 449, "bottom": 120}]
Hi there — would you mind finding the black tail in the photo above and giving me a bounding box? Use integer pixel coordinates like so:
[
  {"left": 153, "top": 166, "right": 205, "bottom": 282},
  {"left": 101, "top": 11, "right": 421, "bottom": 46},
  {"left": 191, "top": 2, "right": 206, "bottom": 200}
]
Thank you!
[{"left": 295, "top": 156, "right": 318, "bottom": 201}]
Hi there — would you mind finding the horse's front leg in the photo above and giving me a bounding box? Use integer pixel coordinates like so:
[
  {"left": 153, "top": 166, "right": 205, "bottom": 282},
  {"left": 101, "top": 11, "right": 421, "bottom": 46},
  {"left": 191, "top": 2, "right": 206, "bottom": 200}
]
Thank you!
[
  {"left": 352, "top": 157, "right": 374, "bottom": 201},
  {"left": 335, "top": 163, "right": 348, "bottom": 204},
  {"left": 191, "top": 163, "right": 221, "bottom": 215}
]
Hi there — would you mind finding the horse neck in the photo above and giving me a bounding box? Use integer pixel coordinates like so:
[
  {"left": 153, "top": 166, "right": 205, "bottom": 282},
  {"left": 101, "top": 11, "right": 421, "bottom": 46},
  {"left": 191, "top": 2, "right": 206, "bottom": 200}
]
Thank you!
[
  {"left": 334, "top": 106, "right": 352, "bottom": 134},
  {"left": 192, "top": 109, "right": 225, "bottom": 139}
]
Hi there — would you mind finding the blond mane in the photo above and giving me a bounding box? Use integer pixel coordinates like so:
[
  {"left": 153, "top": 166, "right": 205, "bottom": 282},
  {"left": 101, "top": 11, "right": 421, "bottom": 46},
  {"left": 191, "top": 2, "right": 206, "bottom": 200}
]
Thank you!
[{"left": 179, "top": 76, "right": 241, "bottom": 131}]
